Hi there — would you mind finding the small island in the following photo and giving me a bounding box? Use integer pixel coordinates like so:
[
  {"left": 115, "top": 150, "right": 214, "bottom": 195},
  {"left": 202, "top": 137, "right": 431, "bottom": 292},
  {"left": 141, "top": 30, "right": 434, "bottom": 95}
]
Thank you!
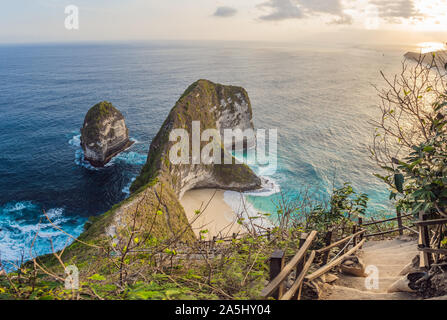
[
  {"left": 404, "top": 50, "right": 447, "bottom": 70},
  {"left": 80, "top": 101, "right": 134, "bottom": 167}
]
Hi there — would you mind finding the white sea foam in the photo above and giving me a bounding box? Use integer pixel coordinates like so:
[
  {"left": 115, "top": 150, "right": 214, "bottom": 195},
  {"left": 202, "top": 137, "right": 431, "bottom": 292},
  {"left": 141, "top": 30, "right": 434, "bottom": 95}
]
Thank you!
[
  {"left": 122, "top": 177, "right": 137, "bottom": 196},
  {"left": 223, "top": 191, "right": 273, "bottom": 232},
  {"left": 224, "top": 146, "right": 281, "bottom": 230},
  {"left": 68, "top": 134, "right": 81, "bottom": 147},
  {"left": 69, "top": 133, "right": 99, "bottom": 170},
  {"left": 244, "top": 176, "right": 280, "bottom": 197},
  {"left": 130, "top": 137, "right": 141, "bottom": 144},
  {"left": 2, "top": 201, "right": 37, "bottom": 213},
  {"left": 69, "top": 133, "right": 145, "bottom": 169},
  {"left": 0, "top": 202, "right": 86, "bottom": 267},
  {"left": 74, "top": 149, "right": 99, "bottom": 170},
  {"left": 112, "top": 152, "right": 147, "bottom": 166}
]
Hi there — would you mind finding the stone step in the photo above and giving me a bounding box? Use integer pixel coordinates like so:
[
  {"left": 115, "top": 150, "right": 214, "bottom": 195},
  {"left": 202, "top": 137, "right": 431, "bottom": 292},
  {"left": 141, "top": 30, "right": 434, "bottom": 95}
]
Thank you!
[
  {"left": 364, "top": 256, "right": 414, "bottom": 263},
  {"left": 325, "top": 285, "right": 418, "bottom": 300},
  {"left": 334, "top": 275, "right": 401, "bottom": 293},
  {"left": 362, "top": 264, "right": 406, "bottom": 274},
  {"left": 323, "top": 239, "right": 419, "bottom": 300}
]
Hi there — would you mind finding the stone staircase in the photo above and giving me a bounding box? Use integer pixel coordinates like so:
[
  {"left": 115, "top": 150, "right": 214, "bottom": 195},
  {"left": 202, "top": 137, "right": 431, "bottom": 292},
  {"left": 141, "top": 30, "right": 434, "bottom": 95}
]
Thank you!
[{"left": 323, "top": 237, "right": 420, "bottom": 300}]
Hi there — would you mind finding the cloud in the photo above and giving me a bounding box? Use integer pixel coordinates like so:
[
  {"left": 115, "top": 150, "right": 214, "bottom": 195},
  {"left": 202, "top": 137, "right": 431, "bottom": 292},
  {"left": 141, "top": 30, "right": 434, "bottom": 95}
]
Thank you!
[
  {"left": 328, "top": 14, "right": 353, "bottom": 25},
  {"left": 369, "top": 0, "right": 425, "bottom": 21},
  {"left": 258, "top": 0, "right": 304, "bottom": 21},
  {"left": 257, "top": 0, "right": 351, "bottom": 23},
  {"left": 298, "top": 0, "right": 343, "bottom": 15},
  {"left": 213, "top": 6, "right": 237, "bottom": 18}
]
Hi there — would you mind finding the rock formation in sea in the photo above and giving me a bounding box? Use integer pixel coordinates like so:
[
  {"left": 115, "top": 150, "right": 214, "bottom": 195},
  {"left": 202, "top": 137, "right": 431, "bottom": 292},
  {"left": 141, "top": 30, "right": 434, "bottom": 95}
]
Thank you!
[
  {"left": 80, "top": 101, "right": 134, "bottom": 167},
  {"left": 65, "top": 80, "right": 261, "bottom": 252},
  {"left": 130, "top": 79, "right": 261, "bottom": 198},
  {"left": 404, "top": 51, "right": 447, "bottom": 70}
]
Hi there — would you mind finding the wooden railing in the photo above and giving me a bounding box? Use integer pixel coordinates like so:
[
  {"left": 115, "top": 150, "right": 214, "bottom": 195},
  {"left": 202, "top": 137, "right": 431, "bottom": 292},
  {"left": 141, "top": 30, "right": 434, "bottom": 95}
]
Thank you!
[
  {"left": 261, "top": 210, "right": 428, "bottom": 300},
  {"left": 415, "top": 212, "right": 447, "bottom": 269},
  {"left": 361, "top": 213, "right": 415, "bottom": 238},
  {"left": 261, "top": 231, "right": 318, "bottom": 300},
  {"left": 261, "top": 229, "right": 365, "bottom": 300}
]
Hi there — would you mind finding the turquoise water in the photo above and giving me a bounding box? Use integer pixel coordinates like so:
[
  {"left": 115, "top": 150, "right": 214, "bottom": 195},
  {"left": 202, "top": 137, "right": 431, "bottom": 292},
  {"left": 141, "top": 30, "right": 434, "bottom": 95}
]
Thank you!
[{"left": 0, "top": 41, "right": 414, "bottom": 265}]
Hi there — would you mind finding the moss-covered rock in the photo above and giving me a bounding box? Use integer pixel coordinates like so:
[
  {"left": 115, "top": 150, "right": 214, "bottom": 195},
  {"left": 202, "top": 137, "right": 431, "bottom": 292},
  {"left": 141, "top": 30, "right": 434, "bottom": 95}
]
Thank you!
[
  {"left": 131, "top": 79, "right": 261, "bottom": 198},
  {"left": 42, "top": 80, "right": 261, "bottom": 266},
  {"left": 80, "top": 101, "right": 134, "bottom": 167}
]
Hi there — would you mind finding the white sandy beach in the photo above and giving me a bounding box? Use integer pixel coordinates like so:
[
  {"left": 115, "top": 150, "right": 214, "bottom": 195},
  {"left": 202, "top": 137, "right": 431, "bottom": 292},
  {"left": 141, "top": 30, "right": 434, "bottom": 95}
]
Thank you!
[
  {"left": 180, "top": 188, "right": 274, "bottom": 240},
  {"left": 180, "top": 189, "right": 245, "bottom": 240}
]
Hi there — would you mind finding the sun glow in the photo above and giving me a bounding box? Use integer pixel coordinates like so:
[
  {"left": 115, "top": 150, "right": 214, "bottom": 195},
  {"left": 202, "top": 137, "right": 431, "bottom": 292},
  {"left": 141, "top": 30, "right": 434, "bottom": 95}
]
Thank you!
[
  {"left": 412, "top": 0, "right": 447, "bottom": 31},
  {"left": 418, "top": 42, "right": 447, "bottom": 54}
]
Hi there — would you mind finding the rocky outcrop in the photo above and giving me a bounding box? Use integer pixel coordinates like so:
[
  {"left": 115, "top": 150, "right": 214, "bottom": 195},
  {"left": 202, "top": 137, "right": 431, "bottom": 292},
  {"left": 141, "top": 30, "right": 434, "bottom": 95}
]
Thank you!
[
  {"left": 404, "top": 51, "right": 447, "bottom": 70},
  {"left": 31, "top": 80, "right": 263, "bottom": 274},
  {"left": 76, "top": 80, "right": 261, "bottom": 248},
  {"left": 80, "top": 101, "right": 134, "bottom": 167},
  {"left": 130, "top": 79, "right": 262, "bottom": 198}
]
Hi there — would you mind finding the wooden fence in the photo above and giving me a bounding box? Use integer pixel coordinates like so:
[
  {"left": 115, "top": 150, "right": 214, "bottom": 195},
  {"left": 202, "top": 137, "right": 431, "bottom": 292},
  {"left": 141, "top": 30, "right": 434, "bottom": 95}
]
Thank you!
[
  {"left": 261, "top": 210, "right": 447, "bottom": 300},
  {"left": 260, "top": 228, "right": 365, "bottom": 300},
  {"left": 414, "top": 212, "right": 447, "bottom": 269}
]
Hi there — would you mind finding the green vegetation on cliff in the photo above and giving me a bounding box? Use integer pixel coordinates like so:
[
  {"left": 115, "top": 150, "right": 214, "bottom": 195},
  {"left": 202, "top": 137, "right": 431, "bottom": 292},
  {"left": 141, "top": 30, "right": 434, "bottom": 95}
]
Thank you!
[
  {"left": 0, "top": 80, "right": 272, "bottom": 300},
  {"left": 81, "top": 101, "right": 123, "bottom": 142},
  {"left": 131, "top": 79, "right": 260, "bottom": 194},
  {"left": 0, "top": 182, "right": 370, "bottom": 300}
]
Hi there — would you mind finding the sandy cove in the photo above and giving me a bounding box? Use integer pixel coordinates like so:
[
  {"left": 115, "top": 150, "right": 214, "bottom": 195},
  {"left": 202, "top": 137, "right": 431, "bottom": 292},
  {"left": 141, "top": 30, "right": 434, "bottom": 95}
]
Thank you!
[{"left": 180, "top": 189, "right": 245, "bottom": 240}]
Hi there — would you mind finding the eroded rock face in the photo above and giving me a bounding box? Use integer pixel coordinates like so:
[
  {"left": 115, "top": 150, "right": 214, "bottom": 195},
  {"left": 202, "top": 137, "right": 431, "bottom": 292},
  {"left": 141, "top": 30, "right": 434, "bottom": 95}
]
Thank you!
[
  {"left": 131, "top": 79, "right": 262, "bottom": 198},
  {"left": 80, "top": 101, "right": 134, "bottom": 167},
  {"left": 76, "top": 80, "right": 261, "bottom": 249}
]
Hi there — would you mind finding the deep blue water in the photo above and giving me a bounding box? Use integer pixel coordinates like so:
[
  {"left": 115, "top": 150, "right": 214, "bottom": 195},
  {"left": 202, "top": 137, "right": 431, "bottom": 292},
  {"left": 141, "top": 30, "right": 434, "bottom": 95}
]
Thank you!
[{"left": 0, "top": 41, "right": 414, "bottom": 265}]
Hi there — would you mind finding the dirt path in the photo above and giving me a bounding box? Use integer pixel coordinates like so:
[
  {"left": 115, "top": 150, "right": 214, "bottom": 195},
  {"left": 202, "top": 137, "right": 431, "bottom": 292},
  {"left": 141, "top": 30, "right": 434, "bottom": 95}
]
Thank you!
[{"left": 323, "top": 237, "right": 420, "bottom": 300}]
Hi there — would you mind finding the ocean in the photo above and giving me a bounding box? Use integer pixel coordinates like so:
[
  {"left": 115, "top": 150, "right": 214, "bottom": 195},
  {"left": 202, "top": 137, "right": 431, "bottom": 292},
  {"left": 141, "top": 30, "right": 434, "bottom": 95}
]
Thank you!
[{"left": 0, "top": 40, "right": 417, "bottom": 266}]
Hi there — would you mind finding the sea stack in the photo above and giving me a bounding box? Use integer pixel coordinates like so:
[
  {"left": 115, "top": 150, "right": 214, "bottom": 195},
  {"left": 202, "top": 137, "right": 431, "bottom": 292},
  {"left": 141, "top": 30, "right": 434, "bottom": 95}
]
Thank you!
[
  {"left": 80, "top": 101, "right": 134, "bottom": 167},
  {"left": 130, "top": 79, "right": 262, "bottom": 198},
  {"left": 59, "top": 80, "right": 262, "bottom": 252}
]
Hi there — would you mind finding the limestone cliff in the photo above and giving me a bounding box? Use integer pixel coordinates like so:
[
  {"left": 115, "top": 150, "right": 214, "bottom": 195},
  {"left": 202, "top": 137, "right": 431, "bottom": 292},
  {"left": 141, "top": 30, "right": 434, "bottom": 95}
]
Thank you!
[
  {"left": 81, "top": 101, "right": 134, "bottom": 167},
  {"left": 73, "top": 80, "right": 261, "bottom": 249},
  {"left": 131, "top": 79, "right": 261, "bottom": 198}
]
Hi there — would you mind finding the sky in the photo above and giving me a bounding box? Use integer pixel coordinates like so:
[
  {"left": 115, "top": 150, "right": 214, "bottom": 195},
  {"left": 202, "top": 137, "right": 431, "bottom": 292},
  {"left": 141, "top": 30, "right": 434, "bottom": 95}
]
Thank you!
[{"left": 1, "top": 0, "right": 447, "bottom": 44}]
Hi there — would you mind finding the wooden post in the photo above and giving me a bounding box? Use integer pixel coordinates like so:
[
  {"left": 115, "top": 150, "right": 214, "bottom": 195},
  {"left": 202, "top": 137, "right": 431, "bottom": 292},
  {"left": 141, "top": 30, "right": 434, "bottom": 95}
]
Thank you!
[
  {"left": 352, "top": 225, "right": 358, "bottom": 247},
  {"left": 358, "top": 217, "right": 364, "bottom": 241},
  {"left": 269, "top": 250, "right": 285, "bottom": 299},
  {"left": 397, "top": 207, "right": 403, "bottom": 236},
  {"left": 359, "top": 217, "right": 365, "bottom": 248},
  {"left": 292, "top": 233, "right": 308, "bottom": 300},
  {"left": 418, "top": 211, "right": 432, "bottom": 269},
  {"left": 212, "top": 236, "right": 217, "bottom": 251},
  {"left": 321, "top": 231, "right": 333, "bottom": 266}
]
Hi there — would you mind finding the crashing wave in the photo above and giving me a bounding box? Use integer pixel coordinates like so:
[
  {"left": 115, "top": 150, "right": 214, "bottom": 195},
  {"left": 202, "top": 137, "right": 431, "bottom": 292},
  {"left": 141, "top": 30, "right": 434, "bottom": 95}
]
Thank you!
[
  {"left": 69, "top": 133, "right": 145, "bottom": 170},
  {"left": 0, "top": 201, "right": 86, "bottom": 268},
  {"left": 244, "top": 176, "right": 280, "bottom": 197},
  {"left": 122, "top": 177, "right": 137, "bottom": 196}
]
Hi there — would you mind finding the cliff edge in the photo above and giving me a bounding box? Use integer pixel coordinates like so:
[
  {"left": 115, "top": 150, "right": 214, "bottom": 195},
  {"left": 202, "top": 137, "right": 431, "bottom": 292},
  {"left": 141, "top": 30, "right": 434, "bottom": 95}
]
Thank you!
[{"left": 76, "top": 80, "right": 261, "bottom": 250}]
